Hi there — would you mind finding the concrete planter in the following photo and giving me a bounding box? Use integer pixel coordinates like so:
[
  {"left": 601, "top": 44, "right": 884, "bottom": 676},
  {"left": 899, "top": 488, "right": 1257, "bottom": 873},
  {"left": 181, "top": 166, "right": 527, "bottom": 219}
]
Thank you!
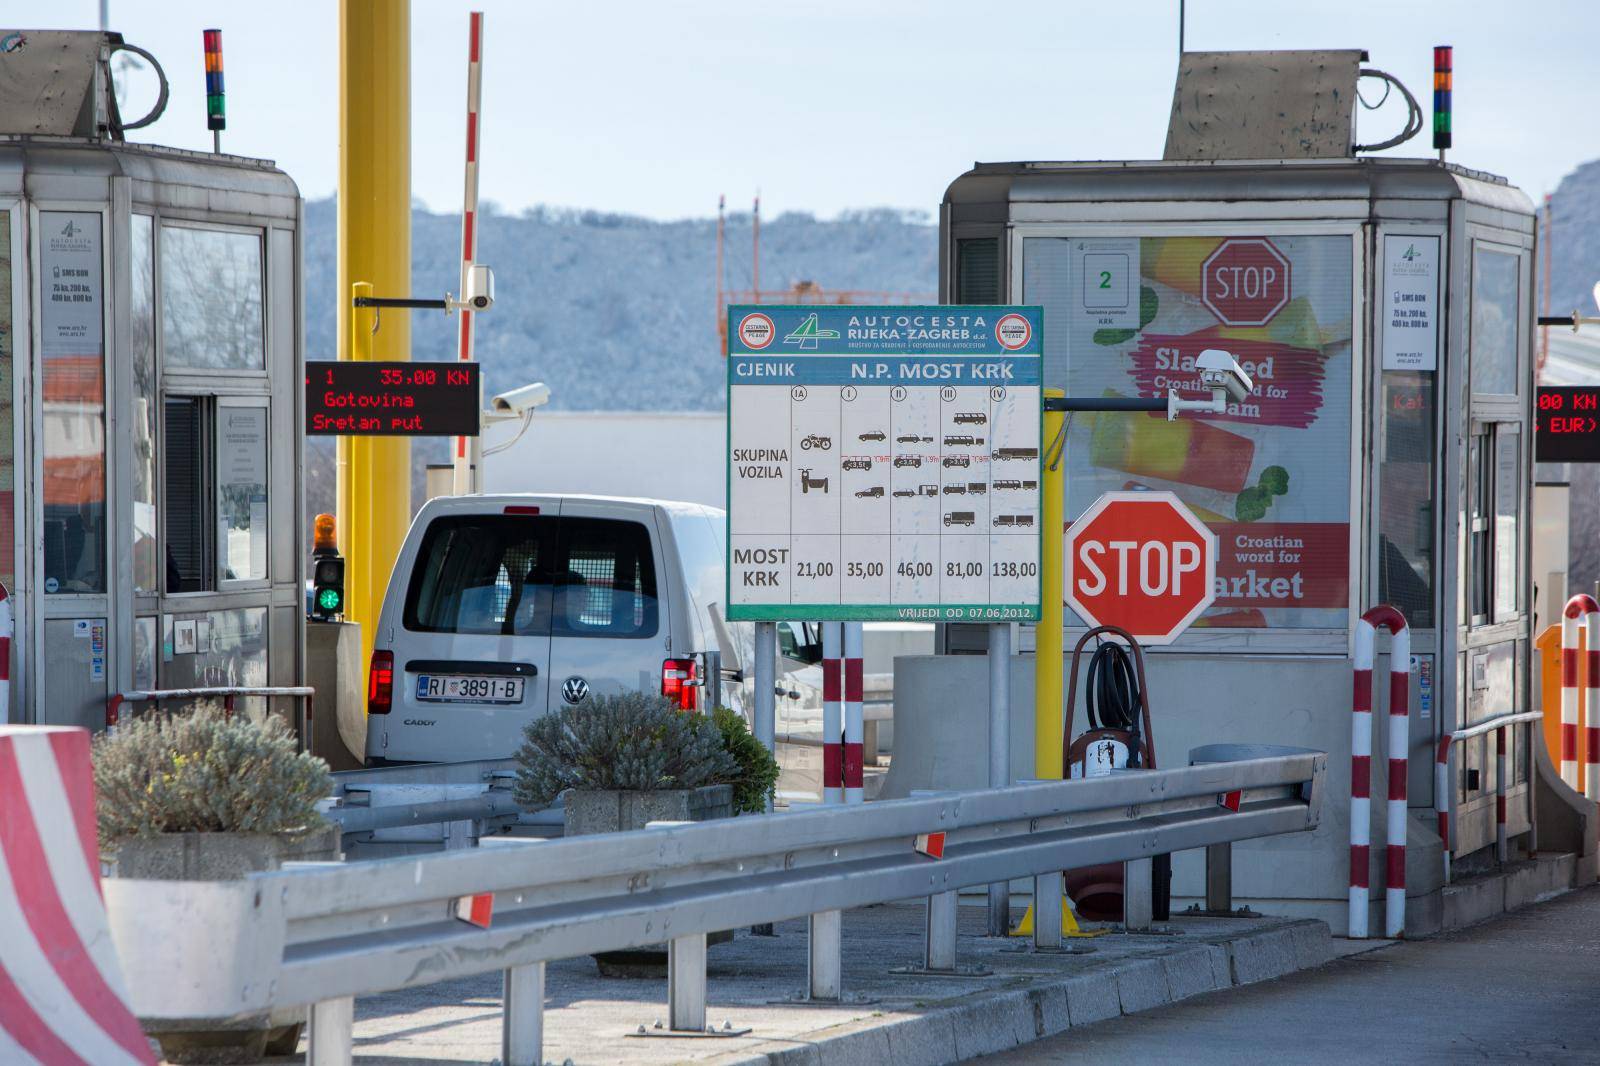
[
  {"left": 103, "top": 825, "right": 341, "bottom": 1062},
  {"left": 565, "top": 784, "right": 735, "bottom": 975}
]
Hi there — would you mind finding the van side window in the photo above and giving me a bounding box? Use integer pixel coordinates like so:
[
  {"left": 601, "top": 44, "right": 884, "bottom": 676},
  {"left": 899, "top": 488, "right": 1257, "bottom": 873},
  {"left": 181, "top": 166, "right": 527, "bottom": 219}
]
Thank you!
[
  {"left": 404, "top": 515, "right": 556, "bottom": 635},
  {"left": 553, "top": 518, "right": 658, "bottom": 639}
]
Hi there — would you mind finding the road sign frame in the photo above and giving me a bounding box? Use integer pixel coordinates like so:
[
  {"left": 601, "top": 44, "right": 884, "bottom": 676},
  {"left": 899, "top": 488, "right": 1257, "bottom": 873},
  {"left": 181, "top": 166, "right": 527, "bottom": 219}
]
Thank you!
[{"left": 1063, "top": 490, "right": 1217, "bottom": 644}]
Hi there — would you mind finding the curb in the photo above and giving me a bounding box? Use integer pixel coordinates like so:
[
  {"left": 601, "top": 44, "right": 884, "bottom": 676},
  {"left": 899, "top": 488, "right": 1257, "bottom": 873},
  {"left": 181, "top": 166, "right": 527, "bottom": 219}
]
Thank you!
[{"left": 705, "top": 920, "right": 1332, "bottom": 1066}]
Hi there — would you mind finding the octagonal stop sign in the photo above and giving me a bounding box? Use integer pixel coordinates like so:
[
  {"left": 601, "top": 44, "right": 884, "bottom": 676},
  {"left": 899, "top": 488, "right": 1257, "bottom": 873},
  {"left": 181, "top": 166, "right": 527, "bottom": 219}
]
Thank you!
[
  {"left": 1064, "top": 491, "right": 1217, "bottom": 645},
  {"left": 1201, "top": 238, "right": 1291, "bottom": 327}
]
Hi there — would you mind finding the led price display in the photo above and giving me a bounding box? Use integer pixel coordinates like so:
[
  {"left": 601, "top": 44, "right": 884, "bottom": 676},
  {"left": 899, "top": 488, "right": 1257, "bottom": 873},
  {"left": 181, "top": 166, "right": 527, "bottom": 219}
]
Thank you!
[
  {"left": 305, "top": 361, "right": 480, "bottom": 436},
  {"left": 1536, "top": 386, "right": 1600, "bottom": 463}
]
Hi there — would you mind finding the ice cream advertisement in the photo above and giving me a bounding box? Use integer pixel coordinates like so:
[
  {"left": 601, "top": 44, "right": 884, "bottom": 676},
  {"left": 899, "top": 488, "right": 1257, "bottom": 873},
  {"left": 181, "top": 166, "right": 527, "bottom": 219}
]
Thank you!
[{"left": 1025, "top": 234, "right": 1353, "bottom": 629}]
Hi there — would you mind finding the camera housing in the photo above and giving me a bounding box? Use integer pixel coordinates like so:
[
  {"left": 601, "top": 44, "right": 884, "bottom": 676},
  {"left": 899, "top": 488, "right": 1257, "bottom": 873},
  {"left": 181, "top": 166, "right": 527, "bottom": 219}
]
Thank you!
[
  {"left": 464, "top": 264, "right": 495, "bottom": 311},
  {"left": 1194, "top": 348, "right": 1254, "bottom": 403},
  {"left": 490, "top": 382, "right": 551, "bottom": 416}
]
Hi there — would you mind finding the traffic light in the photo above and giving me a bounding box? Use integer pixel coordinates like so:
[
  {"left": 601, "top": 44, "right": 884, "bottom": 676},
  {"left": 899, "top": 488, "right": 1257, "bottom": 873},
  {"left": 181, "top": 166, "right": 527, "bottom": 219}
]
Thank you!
[{"left": 311, "top": 513, "right": 344, "bottom": 621}]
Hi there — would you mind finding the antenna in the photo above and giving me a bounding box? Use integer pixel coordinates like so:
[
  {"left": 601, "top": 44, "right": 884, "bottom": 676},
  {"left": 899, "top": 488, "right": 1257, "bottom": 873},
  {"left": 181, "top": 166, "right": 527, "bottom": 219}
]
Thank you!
[{"left": 452, "top": 11, "right": 485, "bottom": 496}]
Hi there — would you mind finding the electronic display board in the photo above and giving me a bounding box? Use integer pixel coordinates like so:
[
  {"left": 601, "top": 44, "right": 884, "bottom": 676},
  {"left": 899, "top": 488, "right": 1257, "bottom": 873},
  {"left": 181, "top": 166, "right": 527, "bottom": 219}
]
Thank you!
[
  {"left": 1536, "top": 386, "right": 1600, "bottom": 463},
  {"left": 305, "top": 361, "right": 480, "bottom": 436}
]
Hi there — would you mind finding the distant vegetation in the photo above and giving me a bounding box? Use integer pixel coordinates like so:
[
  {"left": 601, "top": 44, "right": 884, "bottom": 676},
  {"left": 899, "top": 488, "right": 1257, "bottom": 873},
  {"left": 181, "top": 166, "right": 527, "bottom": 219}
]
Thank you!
[{"left": 302, "top": 198, "right": 936, "bottom": 514}]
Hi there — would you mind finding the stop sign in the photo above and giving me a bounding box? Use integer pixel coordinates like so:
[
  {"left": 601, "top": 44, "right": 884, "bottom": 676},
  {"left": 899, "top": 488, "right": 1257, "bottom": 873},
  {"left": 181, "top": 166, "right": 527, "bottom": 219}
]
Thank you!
[
  {"left": 1064, "top": 491, "right": 1217, "bottom": 645},
  {"left": 1201, "top": 238, "right": 1291, "bottom": 326}
]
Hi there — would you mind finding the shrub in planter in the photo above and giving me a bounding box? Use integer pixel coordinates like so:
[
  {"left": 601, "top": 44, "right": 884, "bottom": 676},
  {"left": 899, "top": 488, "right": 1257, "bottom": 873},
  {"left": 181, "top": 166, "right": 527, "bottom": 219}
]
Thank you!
[
  {"left": 512, "top": 690, "right": 736, "bottom": 809},
  {"left": 712, "top": 706, "right": 779, "bottom": 815}
]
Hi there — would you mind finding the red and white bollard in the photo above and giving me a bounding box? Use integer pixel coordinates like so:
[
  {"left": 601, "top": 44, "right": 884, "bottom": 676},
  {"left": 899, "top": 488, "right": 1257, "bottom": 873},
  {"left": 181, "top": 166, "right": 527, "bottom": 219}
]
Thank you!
[
  {"left": 821, "top": 623, "right": 843, "bottom": 805},
  {"left": 1435, "top": 733, "right": 1453, "bottom": 883},
  {"left": 1559, "top": 594, "right": 1600, "bottom": 797},
  {"left": 843, "top": 622, "right": 864, "bottom": 804},
  {"left": 1351, "top": 605, "right": 1410, "bottom": 939},
  {"left": 0, "top": 583, "right": 11, "bottom": 725}
]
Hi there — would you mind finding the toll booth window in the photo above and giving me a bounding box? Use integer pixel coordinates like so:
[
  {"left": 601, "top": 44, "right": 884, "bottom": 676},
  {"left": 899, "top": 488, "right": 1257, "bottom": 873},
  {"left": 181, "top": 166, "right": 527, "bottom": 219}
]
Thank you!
[
  {"left": 40, "top": 211, "right": 107, "bottom": 595},
  {"left": 1493, "top": 427, "right": 1521, "bottom": 620},
  {"left": 1025, "top": 234, "right": 1354, "bottom": 631},
  {"left": 956, "top": 238, "right": 1001, "bottom": 304},
  {"left": 1378, "top": 372, "right": 1435, "bottom": 628},
  {"left": 1468, "top": 422, "right": 1522, "bottom": 625},
  {"left": 160, "top": 225, "right": 264, "bottom": 371},
  {"left": 1470, "top": 248, "right": 1520, "bottom": 397},
  {"left": 164, "top": 398, "right": 211, "bottom": 593},
  {"left": 132, "top": 214, "right": 158, "bottom": 595},
  {"left": 217, "top": 404, "right": 268, "bottom": 584}
]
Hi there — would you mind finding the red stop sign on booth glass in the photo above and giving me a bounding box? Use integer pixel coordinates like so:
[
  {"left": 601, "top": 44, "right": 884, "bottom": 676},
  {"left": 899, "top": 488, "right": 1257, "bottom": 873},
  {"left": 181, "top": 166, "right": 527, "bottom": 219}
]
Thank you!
[
  {"left": 1201, "top": 238, "right": 1291, "bottom": 327},
  {"left": 1064, "top": 491, "right": 1217, "bottom": 645}
]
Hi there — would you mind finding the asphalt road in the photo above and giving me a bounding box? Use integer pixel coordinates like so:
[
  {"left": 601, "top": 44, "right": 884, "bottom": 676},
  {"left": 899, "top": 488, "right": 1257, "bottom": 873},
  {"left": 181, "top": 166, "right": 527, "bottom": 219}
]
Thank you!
[{"left": 975, "top": 884, "right": 1600, "bottom": 1065}]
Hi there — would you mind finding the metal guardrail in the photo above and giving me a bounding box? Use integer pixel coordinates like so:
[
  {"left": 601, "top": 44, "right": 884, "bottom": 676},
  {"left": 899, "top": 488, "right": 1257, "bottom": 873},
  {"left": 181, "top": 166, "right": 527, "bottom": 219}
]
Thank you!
[
  {"left": 106, "top": 748, "right": 1325, "bottom": 1066},
  {"left": 1450, "top": 709, "right": 1542, "bottom": 741}
]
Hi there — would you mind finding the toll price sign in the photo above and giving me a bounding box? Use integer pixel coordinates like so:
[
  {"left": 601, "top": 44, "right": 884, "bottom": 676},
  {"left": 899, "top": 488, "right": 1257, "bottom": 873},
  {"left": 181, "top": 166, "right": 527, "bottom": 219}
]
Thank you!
[
  {"left": 1536, "top": 386, "right": 1600, "bottom": 463},
  {"left": 305, "top": 361, "right": 480, "bottom": 436},
  {"left": 725, "top": 305, "right": 1043, "bottom": 622}
]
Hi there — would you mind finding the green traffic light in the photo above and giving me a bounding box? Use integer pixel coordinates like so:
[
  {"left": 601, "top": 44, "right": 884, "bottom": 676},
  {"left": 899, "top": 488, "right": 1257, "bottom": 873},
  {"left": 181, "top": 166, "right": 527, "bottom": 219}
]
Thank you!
[{"left": 317, "top": 587, "right": 342, "bottom": 612}]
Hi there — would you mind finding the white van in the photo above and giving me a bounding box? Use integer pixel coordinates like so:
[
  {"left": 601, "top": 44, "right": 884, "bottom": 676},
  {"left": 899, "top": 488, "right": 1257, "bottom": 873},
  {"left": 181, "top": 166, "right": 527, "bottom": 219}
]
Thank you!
[{"left": 364, "top": 494, "right": 822, "bottom": 765}]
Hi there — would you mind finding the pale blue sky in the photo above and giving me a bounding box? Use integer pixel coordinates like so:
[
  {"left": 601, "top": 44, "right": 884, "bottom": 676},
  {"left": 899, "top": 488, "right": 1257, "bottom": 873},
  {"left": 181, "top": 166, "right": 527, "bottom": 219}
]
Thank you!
[{"left": 56, "top": 1, "right": 1600, "bottom": 219}]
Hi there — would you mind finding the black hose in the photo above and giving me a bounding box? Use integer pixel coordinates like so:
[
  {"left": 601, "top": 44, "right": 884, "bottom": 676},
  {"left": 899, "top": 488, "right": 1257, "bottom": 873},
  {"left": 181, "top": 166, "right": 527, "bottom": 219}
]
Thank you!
[{"left": 1084, "top": 640, "right": 1144, "bottom": 766}]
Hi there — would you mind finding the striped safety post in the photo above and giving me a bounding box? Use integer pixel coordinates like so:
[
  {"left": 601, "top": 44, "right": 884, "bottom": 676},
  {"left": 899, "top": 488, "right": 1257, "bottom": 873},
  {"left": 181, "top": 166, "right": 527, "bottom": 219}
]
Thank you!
[
  {"left": 1495, "top": 726, "right": 1509, "bottom": 863},
  {"left": 451, "top": 10, "right": 485, "bottom": 495},
  {"left": 0, "top": 726, "right": 156, "bottom": 1064},
  {"left": 0, "top": 583, "right": 11, "bottom": 725},
  {"left": 843, "top": 622, "right": 864, "bottom": 804},
  {"left": 1559, "top": 594, "right": 1599, "bottom": 792},
  {"left": 1351, "top": 604, "right": 1410, "bottom": 939},
  {"left": 1435, "top": 733, "right": 1453, "bottom": 882},
  {"left": 821, "top": 623, "right": 843, "bottom": 804}
]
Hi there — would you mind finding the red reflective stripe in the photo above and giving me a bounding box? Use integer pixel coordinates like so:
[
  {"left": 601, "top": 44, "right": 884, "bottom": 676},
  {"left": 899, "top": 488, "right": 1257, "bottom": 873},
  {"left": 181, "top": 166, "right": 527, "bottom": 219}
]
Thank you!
[
  {"left": 843, "top": 743, "right": 864, "bottom": 788},
  {"left": 1349, "top": 845, "right": 1369, "bottom": 888},
  {"left": 0, "top": 962, "right": 87, "bottom": 1066},
  {"left": 1350, "top": 755, "right": 1371, "bottom": 798},
  {"left": 1587, "top": 728, "right": 1600, "bottom": 762},
  {"left": 465, "top": 111, "right": 478, "bottom": 165},
  {"left": 0, "top": 743, "right": 155, "bottom": 1063},
  {"left": 1496, "top": 795, "right": 1507, "bottom": 823},
  {"left": 1352, "top": 669, "right": 1372, "bottom": 713},
  {"left": 468, "top": 11, "right": 481, "bottom": 61},
  {"left": 1587, "top": 649, "right": 1599, "bottom": 679},
  {"left": 1437, "top": 811, "right": 1449, "bottom": 840},
  {"left": 1388, "top": 669, "right": 1408, "bottom": 716},
  {"left": 1387, "top": 760, "right": 1407, "bottom": 801},
  {"left": 822, "top": 659, "right": 841, "bottom": 702},
  {"left": 1563, "top": 648, "right": 1579, "bottom": 687},
  {"left": 461, "top": 208, "right": 475, "bottom": 263},
  {"left": 1385, "top": 844, "right": 1406, "bottom": 888},
  {"left": 48, "top": 732, "right": 101, "bottom": 896},
  {"left": 822, "top": 744, "right": 842, "bottom": 789},
  {"left": 844, "top": 658, "right": 863, "bottom": 702},
  {"left": 1562, "top": 723, "right": 1579, "bottom": 759}
]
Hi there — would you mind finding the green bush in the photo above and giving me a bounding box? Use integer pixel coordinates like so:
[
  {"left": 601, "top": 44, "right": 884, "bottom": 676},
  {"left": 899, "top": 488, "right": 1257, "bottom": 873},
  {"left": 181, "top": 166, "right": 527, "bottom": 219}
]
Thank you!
[
  {"left": 92, "top": 709, "right": 331, "bottom": 847},
  {"left": 513, "top": 691, "right": 736, "bottom": 808},
  {"left": 713, "top": 706, "right": 779, "bottom": 815}
]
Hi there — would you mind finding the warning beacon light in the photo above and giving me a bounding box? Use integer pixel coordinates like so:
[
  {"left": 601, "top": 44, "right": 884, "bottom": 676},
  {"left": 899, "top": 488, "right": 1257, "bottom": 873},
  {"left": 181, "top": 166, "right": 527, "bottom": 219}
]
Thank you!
[
  {"left": 1432, "top": 45, "right": 1452, "bottom": 151},
  {"left": 311, "top": 513, "right": 345, "bottom": 621},
  {"left": 203, "top": 29, "right": 226, "bottom": 138}
]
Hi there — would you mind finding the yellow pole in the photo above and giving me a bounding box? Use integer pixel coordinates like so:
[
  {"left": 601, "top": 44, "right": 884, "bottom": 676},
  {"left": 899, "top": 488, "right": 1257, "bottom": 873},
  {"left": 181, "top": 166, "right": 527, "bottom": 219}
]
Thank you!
[
  {"left": 339, "top": 1, "right": 411, "bottom": 684},
  {"left": 1036, "top": 388, "right": 1066, "bottom": 779}
]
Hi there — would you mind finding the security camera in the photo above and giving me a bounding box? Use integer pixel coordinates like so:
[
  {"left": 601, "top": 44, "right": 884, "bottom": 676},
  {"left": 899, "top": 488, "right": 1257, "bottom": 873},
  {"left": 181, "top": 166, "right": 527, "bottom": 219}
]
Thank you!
[
  {"left": 1195, "top": 348, "right": 1253, "bottom": 404},
  {"left": 464, "top": 264, "right": 495, "bottom": 311},
  {"left": 490, "top": 382, "right": 551, "bottom": 416}
]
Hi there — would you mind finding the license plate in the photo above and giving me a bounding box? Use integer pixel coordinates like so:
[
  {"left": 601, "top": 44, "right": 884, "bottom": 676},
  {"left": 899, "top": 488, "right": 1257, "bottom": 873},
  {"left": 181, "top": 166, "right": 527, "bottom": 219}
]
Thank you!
[{"left": 415, "top": 674, "right": 525, "bottom": 704}]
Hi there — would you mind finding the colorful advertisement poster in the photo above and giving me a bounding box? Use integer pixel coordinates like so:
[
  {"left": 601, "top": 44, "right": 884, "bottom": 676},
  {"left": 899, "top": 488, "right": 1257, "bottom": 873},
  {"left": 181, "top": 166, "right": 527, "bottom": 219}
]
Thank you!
[{"left": 1025, "top": 234, "right": 1353, "bottom": 630}]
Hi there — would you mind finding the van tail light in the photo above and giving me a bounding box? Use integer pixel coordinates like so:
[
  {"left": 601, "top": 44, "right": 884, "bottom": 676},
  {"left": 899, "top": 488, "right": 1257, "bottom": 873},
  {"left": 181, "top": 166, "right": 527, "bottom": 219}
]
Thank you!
[
  {"left": 662, "top": 657, "right": 699, "bottom": 711},
  {"left": 368, "top": 650, "right": 395, "bottom": 715}
]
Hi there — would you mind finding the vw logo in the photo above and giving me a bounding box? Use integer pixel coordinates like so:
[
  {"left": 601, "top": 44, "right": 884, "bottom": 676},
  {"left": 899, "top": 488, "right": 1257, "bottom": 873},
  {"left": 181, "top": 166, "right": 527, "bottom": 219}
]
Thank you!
[{"left": 561, "top": 676, "right": 590, "bottom": 705}]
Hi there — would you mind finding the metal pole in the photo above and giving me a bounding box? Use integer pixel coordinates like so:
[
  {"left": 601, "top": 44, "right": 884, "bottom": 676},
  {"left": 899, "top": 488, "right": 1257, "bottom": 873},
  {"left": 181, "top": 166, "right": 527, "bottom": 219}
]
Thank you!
[
  {"left": 307, "top": 997, "right": 354, "bottom": 1066},
  {"left": 668, "top": 933, "right": 708, "bottom": 1032},
  {"left": 925, "top": 891, "right": 958, "bottom": 971},
  {"left": 987, "top": 622, "right": 1011, "bottom": 936},
  {"left": 754, "top": 622, "right": 776, "bottom": 810},
  {"left": 1124, "top": 857, "right": 1154, "bottom": 931},
  {"left": 807, "top": 909, "right": 842, "bottom": 1000},
  {"left": 1033, "top": 870, "right": 1063, "bottom": 951},
  {"left": 1036, "top": 388, "right": 1066, "bottom": 781},
  {"left": 501, "top": 962, "right": 543, "bottom": 1066},
  {"left": 1178, "top": 0, "right": 1185, "bottom": 56},
  {"left": 1205, "top": 843, "right": 1232, "bottom": 913}
]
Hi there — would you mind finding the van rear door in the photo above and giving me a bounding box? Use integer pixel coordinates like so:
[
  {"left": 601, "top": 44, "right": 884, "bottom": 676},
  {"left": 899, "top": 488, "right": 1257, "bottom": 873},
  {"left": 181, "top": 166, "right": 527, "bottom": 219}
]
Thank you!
[
  {"left": 390, "top": 508, "right": 556, "bottom": 758},
  {"left": 545, "top": 500, "right": 670, "bottom": 709}
]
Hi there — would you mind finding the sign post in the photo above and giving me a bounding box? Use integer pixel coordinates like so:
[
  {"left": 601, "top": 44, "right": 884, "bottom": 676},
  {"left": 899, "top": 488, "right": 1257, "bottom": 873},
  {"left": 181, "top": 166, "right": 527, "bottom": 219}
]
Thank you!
[{"left": 1064, "top": 491, "right": 1217, "bottom": 645}]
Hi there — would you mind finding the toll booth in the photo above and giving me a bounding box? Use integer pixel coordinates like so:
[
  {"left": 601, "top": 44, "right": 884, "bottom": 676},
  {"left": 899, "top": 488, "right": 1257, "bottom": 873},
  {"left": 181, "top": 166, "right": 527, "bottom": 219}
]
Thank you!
[
  {"left": 893, "top": 51, "right": 1546, "bottom": 930},
  {"left": 0, "top": 32, "right": 305, "bottom": 729}
]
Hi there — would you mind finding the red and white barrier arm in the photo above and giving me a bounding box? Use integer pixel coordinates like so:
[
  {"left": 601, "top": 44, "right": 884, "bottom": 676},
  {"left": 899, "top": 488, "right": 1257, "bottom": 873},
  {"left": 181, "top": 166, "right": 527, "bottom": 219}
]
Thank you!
[
  {"left": 451, "top": 10, "right": 485, "bottom": 496},
  {"left": 1351, "top": 605, "right": 1410, "bottom": 940}
]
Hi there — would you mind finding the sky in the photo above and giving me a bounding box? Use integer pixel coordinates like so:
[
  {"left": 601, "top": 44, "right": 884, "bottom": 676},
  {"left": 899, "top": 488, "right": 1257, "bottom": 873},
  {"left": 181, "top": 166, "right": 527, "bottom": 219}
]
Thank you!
[{"left": 54, "top": 0, "right": 1600, "bottom": 220}]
